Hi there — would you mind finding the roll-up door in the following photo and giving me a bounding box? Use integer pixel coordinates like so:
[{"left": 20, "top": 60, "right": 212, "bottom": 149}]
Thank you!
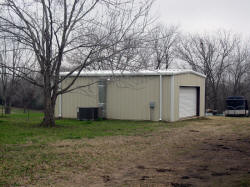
[{"left": 179, "top": 87, "right": 197, "bottom": 118}]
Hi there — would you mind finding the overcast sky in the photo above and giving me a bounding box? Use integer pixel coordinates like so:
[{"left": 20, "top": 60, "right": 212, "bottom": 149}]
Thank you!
[{"left": 153, "top": 0, "right": 250, "bottom": 38}]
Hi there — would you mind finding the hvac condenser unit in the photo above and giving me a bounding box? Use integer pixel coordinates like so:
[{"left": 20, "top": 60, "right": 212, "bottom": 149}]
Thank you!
[{"left": 77, "top": 107, "right": 98, "bottom": 120}]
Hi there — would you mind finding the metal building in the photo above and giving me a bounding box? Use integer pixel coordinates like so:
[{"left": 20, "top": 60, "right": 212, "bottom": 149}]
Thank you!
[{"left": 55, "top": 69, "right": 206, "bottom": 122}]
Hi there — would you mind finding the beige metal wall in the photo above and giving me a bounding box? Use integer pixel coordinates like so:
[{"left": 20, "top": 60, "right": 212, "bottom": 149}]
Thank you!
[
  {"left": 55, "top": 77, "right": 99, "bottom": 118},
  {"left": 106, "top": 76, "right": 161, "bottom": 121},
  {"left": 162, "top": 76, "right": 172, "bottom": 121},
  {"left": 55, "top": 75, "right": 164, "bottom": 121},
  {"left": 173, "top": 73, "right": 205, "bottom": 121},
  {"left": 55, "top": 73, "right": 205, "bottom": 121}
]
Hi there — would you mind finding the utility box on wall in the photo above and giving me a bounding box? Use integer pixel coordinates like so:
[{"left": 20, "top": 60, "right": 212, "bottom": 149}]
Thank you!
[
  {"left": 149, "top": 101, "right": 155, "bottom": 121},
  {"left": 149, "top": 102, "right": 155, "bottom": 109}
]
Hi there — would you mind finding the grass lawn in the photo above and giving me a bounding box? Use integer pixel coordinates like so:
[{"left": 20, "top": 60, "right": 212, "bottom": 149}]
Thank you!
[
  {"left": 1, "top": 109, "right": 250, "bottom": 186},
  {"left": 0, "top": 107, "right": 175, "bottom": 186},
  {"left": 0, "top": 108, "right": 170, "bottom": 145}
]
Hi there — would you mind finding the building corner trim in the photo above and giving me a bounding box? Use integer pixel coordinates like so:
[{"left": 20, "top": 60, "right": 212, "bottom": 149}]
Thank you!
[
  {"left": 159, "top": 75, "right": 163, "bottom": 121},
  {"left": 59, "top": 77, "right": 62, "bottom": 118},
  {"left": 170, "top": 74, "right": 175, "bottom": 122}
]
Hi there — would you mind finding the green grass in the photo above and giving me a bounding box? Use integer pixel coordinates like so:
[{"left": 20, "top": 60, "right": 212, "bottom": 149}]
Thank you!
[
  {"left": 0, "top": 112, "right": 249, "bottom": 186},
  {"left": 0, "top": 109, "right": 219, "bottom": 186},
  {"left": 0, "top": 107, "right": 170, "bottom": 145},
  {"left": 0, "top": 108, "right": 209, "bottom": 186},
  {"left": 0, "top": 107, "right": 173, "bottom": 186}
]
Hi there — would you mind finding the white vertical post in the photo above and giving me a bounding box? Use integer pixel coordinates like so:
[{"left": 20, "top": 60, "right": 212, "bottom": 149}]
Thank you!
[
  {"left": 159, "top": 74, "right": 162, "bottom": 121},
  {"left": 170, "top": 74, "right": 175, "bottom": 122},
  {"left": 204, "top": 83, "right": 206, "bottom": 117},
  {"left": 59, "top": 77, "right": 62, "bottom": 118}
]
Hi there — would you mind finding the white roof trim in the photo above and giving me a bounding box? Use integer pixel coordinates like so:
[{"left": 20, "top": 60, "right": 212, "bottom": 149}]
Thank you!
[{"left": 60, "top": 69, "right": 206, "bottom": 78}]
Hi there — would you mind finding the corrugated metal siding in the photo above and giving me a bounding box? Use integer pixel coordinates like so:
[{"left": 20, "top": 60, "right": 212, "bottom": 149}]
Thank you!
[
  {"left": 162, "top": 76, "right": 171, "bottom": 121},
  {"left": 174, "top": 73, "right": 205, "bottom": 121},
  {"left": 55, "top": 73, "right": 205, "bottom": 121},
  {"left": 55, "top": 77, "right": 99, "bottom": 118},
  {"left": 106, "top": 76, "right": 160, "bottom": 121}
]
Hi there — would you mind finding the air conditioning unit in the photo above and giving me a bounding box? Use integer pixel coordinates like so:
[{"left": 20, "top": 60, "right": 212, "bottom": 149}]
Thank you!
[{"left": 77, "top": 107, "right": 98, "bottom": 120}]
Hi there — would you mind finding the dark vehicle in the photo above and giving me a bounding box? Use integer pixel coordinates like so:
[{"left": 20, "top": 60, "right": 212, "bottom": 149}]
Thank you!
[{"left": 225, "top": 96, "right": 248, "bottom": 117}]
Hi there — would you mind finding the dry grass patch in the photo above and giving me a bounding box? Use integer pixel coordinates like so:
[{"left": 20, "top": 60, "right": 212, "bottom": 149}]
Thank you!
[{"left": 1, "top": 116, "right": 250, "bottom": 186}]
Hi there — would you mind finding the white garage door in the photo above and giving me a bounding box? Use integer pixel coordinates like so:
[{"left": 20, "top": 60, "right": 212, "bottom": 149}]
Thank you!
[{"left": 179, "top": 87, "right": 197, "bottom": 118}]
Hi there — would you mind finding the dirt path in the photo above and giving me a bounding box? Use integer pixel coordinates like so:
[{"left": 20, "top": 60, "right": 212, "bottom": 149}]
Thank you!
[
  {"left": 83, "top": 117, "right": 249, "bottom": 187},
  {"left": 86, "top": 117, "right": 250, "bottom": 187},
  {"left": 17, "top": 117, "right": 250, "bottom": 186}
]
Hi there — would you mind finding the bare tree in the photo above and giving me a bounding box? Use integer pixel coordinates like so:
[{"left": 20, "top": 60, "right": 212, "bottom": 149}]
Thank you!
[
  {"left": 14, "top": 79, "right": 42, "bottom": 113},
  {"left": 149, "top": 25, "right": 179, "bottom": 69},
  {"left": 0, "top": 0, "right": 154, "bottom": 126},
  {"left": 227, "top": 42, "right": 250, "bottom": 96},
  {"left": 177, "top": 31, "right": 238, "bottom": 110},
  {"left": 0, "top": 38, "right": 25, "bottom": 114},
  {"left": 70, "top": 31, "right": 146, "bottom": 71},
  {"left": 136, "top": 24, "right": 179, "bottom": 70}
]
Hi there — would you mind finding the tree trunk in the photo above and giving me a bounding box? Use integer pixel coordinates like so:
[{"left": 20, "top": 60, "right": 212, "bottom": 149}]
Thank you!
[
  {"left": 5, "top": 99, "right": 12, "bottom": 114},
  {"left": 41, "top": 96, "right": 56, "bottom": 127},
  {"left": 3, "top": 92, "right": 7, "bottom": 115},
  {"left": 39, "top": 63, "right": 58, "bottom": 127},
  {"left": 5, "top": 105, "right": 11, "bottom": 114},
  {"left": 4, "top": 100, "right": 7, "bottom": 114},
  {"left": 40, "top": 82, "right": 56, "bottom": 127},
  {"left": 4, "top": 99, "right": 11, "bottom": 114},
  {"left": 213, "top": 93, "right": 218, "bottom": 111}
]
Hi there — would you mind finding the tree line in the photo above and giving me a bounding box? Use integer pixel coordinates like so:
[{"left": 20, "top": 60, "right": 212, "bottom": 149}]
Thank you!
[{"left": 0, "top": 0, "right": 249, "bottom": 126}]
